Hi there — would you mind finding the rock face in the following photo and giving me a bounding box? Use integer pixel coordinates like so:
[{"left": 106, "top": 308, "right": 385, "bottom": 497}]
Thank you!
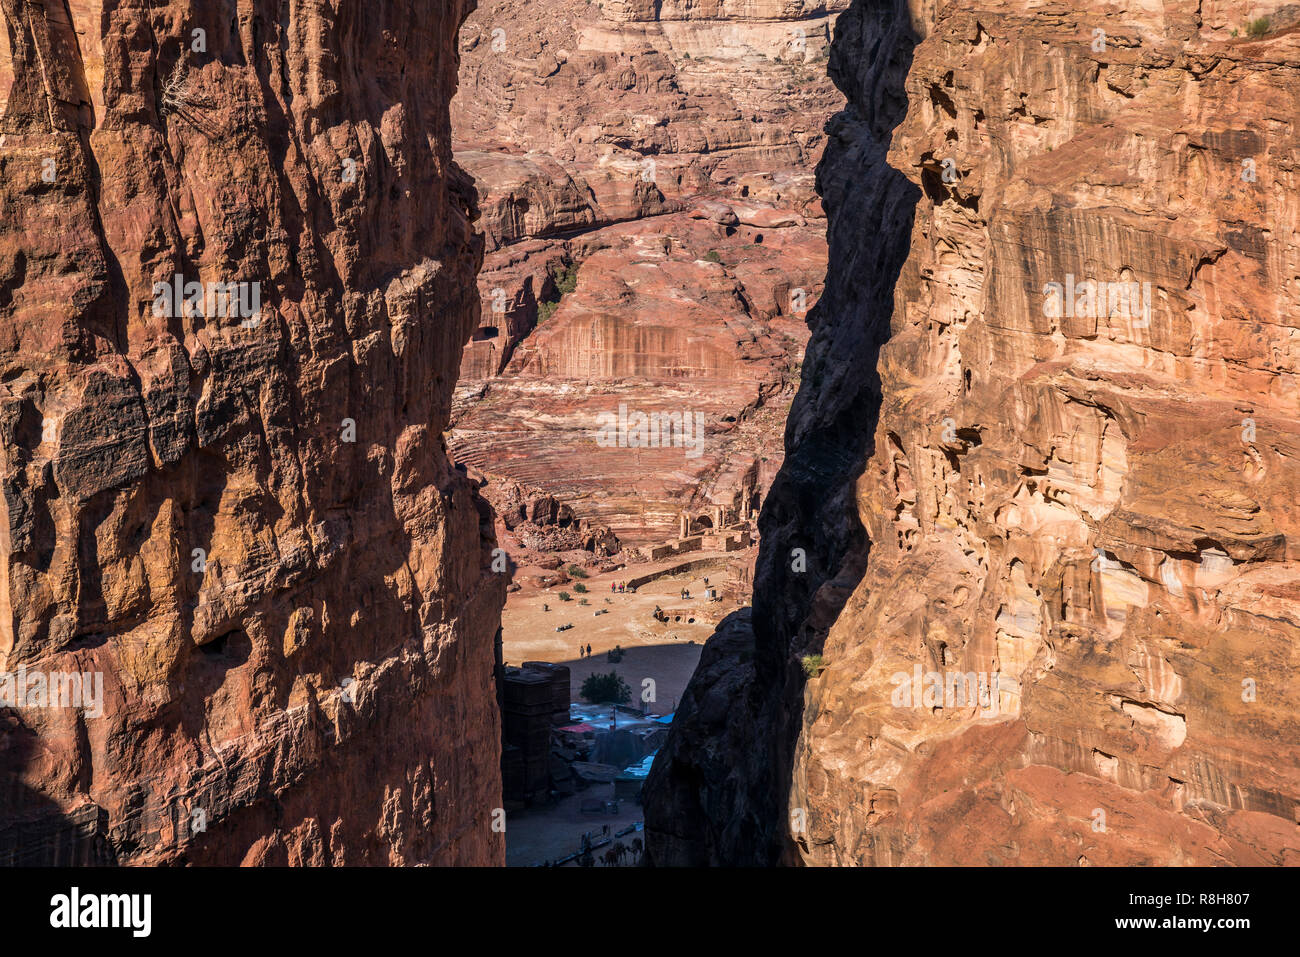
[
  {"left": 0, "top": 1, "right": 504, "bottom": 865},
  {"left": 477, "top": 471, "right": 622, "bottom": 559},
  {"left": 647, "top": 0, "right": 1300, "bottom": 865},
  {"left": 451, "top": 211, "right": 818, "bottom": 544},
  {"left": 448, "top": 0, "right": 847, "bottom": 544},
  {"left": 644, "top": 0, "right": 918, "bottom": 865}
]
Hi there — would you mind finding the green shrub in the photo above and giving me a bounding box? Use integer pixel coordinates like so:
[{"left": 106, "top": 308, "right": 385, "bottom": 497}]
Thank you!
[
  {"left": 567, "top": 565, "right": 589, "bottom": 578},
  {"left": 573, "top": 582, "right": 588, "bottom": 593},
  {"left": 558, "top": 591, "right": 572, "bottom": 602},
  {"left": 535, "top": 262, "right": 580, "bottom": 324},
  {"left": 581, "top": 671, "right": 631, "bottom": 704},
  {"left": 801, "top": 654, "right": 823, "bottom": 677},
  {"left": 1247, "top": 16, "right": 1270, "bottom": 36},
  {"left": 554, "top": 262, "right": 579, "bottom": 295},
  {"left": 703, "top": 249, "right": 722, "bottom": 263}
]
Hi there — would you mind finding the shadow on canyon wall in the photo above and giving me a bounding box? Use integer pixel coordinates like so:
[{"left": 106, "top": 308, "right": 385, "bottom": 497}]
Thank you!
[
  {"left": 643, "top": 0, "right": 922, "bottom": 865},
  {"left": 0, "top": 714, "right": 116, "bottom": 866}
]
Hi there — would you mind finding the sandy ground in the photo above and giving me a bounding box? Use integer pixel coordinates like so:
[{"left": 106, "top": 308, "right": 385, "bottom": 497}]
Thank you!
[
  {"left": 502, "top": 557, "right": 740, "bottom": 710},
  {"left": 501, "top": 558, "right": 747, "bottom": 864},
  {"left": 503, "top": 560, "right": 741, "bottom": 710}
]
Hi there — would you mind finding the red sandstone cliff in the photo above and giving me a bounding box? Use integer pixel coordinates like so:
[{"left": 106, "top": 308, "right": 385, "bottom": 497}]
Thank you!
[
  {"left": 647, "top": 0, "right": 1300, "bottom": 865},
  {"left": 0, "top": 1, "right": 504, "bottom": 865},
  {"left": 448, "top": 0, "right": 847, "bottom": 545}
]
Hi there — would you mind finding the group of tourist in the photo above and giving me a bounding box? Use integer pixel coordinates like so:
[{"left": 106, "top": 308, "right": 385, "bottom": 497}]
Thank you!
[
  {"left": 609, "top": 581, "right": 631, "bottom": 593},
  {"left": 577, "top": 643, "right": 593, "bottom": 657}
]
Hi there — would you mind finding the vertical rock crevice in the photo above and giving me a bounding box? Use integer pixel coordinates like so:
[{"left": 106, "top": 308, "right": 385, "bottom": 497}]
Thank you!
[{"left": 644, "top": 0, "right": 921, "bottom": 866}]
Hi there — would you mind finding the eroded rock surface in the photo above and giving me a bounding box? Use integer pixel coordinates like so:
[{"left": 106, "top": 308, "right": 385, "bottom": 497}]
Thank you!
[
  {"left": 0, "top": 0, "right": 504, "bottom": 865},
  {"left": 648, "top": 0, "right": 1300, "bottom": 866},
  {"left": 449, "top": 0, "right": 846, "bottom": 544}
]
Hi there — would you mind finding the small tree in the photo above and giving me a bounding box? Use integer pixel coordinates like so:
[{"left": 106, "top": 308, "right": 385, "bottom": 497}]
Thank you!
[
  {"left": 581, "top": 671, "right": 631, "bottom": 704},
  {"left": 537, "top": 262, "right": 581, "bottom": 324},
  {"left": 160, "top": 57, "right": 194, "bottom": 115},
  {"left": 553, "top": 262, "right": 580, "bottom": 295}
]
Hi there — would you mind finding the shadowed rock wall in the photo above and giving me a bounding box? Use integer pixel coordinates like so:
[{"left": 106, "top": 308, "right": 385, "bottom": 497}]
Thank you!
[
  {"left": 648, "top": 0, "right": 1300, "bottom": 866},
  {"left": 645, "top": 0, "right": 920, "bottom": 865}
]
